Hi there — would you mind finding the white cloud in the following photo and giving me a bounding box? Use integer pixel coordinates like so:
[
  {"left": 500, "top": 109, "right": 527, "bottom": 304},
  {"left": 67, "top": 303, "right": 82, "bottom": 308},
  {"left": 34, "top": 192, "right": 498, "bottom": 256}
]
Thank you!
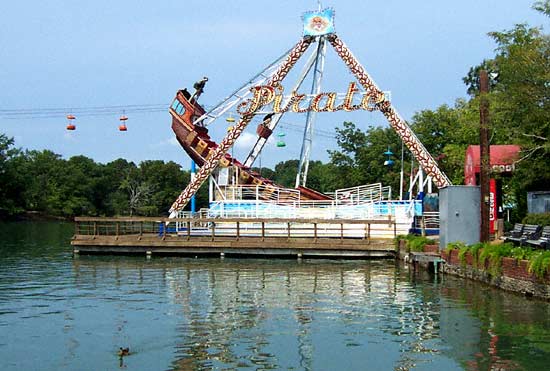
[
  {"left": 234, "top": 131, "right": 257, "bottom": 150},
  {"left": 154, "top": 137, "right": 180, "bottom": 148}
]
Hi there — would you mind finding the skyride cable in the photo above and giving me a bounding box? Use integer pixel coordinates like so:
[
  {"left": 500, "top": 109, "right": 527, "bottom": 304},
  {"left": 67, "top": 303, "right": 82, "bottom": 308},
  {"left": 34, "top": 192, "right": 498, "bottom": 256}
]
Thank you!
[
  {"left": 0, "top": 104, "right": 167, "bottom": 119},
  {"left": 0, "top": 104, "right": 339, "bottom": 140}
]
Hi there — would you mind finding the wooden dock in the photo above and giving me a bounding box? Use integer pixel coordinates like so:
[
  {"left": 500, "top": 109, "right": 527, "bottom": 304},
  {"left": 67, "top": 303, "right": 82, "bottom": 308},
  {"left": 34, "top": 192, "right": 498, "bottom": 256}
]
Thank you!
[{"left": 71, "top": 217, "right": 398, "bottom": 258}]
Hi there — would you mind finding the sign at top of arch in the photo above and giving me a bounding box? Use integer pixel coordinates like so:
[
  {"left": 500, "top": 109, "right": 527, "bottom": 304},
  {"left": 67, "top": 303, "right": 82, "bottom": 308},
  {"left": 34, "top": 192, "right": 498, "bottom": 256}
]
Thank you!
[{"left": 302, "top": 8, "right": 335, "bottom": 36}]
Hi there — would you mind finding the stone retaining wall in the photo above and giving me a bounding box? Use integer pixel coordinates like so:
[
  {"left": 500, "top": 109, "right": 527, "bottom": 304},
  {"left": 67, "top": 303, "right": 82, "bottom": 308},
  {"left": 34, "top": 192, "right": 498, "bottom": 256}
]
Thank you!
[
  {"left": 440, "top": 250, "right": 550, "bottom": 300},
  {"left": 398, "top": 240, "right": 550, "bottom": 300}
]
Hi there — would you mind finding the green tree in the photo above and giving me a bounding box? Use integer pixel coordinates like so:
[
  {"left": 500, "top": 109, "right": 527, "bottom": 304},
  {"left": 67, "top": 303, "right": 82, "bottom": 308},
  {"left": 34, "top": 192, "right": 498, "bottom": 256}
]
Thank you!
[
  {"left": 18, "top": 150, "right": 65, "bottom": 215},
  {"left": 101, "top": 159, "right": 137, "bottom": 215},
  {"left": 272, "top": 159, "right": 300, "bottom": 188},
  {"left": 0, "top": 134, "right": 24, "bottom": 216},
  {"left": 57, "top": 155, "right": 101, "bottom": 216},
  {"left": 328, "top": 122, "right": 402, "bottom": 191},
  {"left": 138, "top": 160, "right": 187, "bottom": 216},
  {"left": 485, "top": 15, "right": 549, "bottom": 215},
  {"left": 533, "top": 0, "right": 550, "bottom": 16},
  {"left": 410, "top": 100, "right": 479, "bottom": 184}
]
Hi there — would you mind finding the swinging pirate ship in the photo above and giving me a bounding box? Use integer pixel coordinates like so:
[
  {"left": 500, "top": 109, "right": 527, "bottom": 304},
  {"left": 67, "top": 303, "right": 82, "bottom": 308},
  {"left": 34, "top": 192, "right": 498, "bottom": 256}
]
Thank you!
[{"left": 167, "top": 7, "right": 451, "bottom": 236}]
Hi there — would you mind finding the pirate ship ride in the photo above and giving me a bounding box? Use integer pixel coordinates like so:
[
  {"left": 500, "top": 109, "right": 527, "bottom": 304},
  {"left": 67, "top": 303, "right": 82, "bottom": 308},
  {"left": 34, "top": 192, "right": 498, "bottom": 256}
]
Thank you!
[
  {"left": 70, "top": 6, "right": 453, "bottom": 257},
  {"left": 166, "top": 7, "right": 450, "bottom": 230}
]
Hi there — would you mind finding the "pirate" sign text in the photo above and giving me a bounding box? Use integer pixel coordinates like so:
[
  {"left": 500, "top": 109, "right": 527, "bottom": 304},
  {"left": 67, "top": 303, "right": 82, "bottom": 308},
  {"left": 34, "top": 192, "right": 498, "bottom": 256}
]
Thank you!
[{"left": 237, "top": 82, "right": 388, "bottom": 115}]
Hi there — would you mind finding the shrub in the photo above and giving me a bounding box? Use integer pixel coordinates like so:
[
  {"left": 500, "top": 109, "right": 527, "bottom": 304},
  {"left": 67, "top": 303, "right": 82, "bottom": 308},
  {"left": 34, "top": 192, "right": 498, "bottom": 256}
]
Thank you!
[
  {"left": 406, "top": 235, "right": 435, "bottom": 252},
  {"left": 478, "top": 243, "right": 514, "bottom": 276},
  {"left": 397, "top": 234, "right": 436, "bottom": 252},
  {"left": 443, "top": 239, "right": 550, "bottom": 281},
  {"left": 458, "top": 245, "right": 471, "bottom": 266},
  {"left": 445, "top": 241, "right": 467, "bottom": 253},
  {"left": 510, "top": 246, "right": 534, "bottom": 262},
  {"left": 457, "top": 242, "right": 491, "bottom": 267},
  {"left": 522, "top": 213, "right": 550, "bottom": 227},
  {"left": 469, "top": 242, "right": 488, "bottom": 267},
  {"left": 528, "top": 251, "right": 550, "bottom": 279}
]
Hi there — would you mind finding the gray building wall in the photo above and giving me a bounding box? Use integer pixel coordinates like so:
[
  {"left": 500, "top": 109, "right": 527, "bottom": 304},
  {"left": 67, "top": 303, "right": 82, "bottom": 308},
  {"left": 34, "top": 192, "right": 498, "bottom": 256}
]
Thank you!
[
  {"left": 527, "top": 192, "right": 550, "bottom": 214},
  {"left": 439, "top": 186, "right": 480, "bottom": 250}
]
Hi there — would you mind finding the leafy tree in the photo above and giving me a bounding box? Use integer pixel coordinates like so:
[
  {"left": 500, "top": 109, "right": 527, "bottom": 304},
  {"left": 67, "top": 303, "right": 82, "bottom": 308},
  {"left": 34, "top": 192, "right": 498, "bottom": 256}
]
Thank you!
[
  {"left": 328, "top": 122, "right": 403, "bottom": 192},
  {"left": 485, "top": 14, "right": 549, "bottom": 216},
  {"left": 463, "top": 59, "right": 499, "bottom": 96},
  {"left": 17, "top": 150, "right": 65, "bottom": 214},
  {"left": 139, "top": 160, "right": 187, "bottom": 215},
  {"left": 303, "top": 161, "right": 334, "bottom": 193},
  {"left": 272, "top": 159, "right": 300, "bottom": 188},
  {"left": 101, "top": 159, "right": 137, "bottom": 215},
  {"left": 533, "top": 0, "right": 550, "bottom": 16},
  {"left": 0, "top": 137, "right": 195, "bottom": 218},
  {"left": 0, "top": 135, "right": 24, "bottom": 216},
  {"left": 328, "top": 121, "right": 368, "bottom": 188},
  {"left": 57, "top": 155, "right": 101, "bottom": 216},
  {"left": 410, "top": 100, "right": 479, "bottom": 184}
]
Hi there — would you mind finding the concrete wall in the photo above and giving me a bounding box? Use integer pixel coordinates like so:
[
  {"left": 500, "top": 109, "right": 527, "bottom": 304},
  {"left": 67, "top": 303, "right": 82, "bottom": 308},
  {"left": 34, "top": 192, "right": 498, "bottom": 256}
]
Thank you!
[{"left": 439, "top": 186, "right": 480, "bottom": 249}]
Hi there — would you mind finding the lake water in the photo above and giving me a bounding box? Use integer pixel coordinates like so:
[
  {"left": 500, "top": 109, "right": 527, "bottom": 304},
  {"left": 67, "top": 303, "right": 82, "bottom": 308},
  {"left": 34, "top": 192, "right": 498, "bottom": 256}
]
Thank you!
[{"left": 1, "top": 222, "right": 550, "bottom": 371}]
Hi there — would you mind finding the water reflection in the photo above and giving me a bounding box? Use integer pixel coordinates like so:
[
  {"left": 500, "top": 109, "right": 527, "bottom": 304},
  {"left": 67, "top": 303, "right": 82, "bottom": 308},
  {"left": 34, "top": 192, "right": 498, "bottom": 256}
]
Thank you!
[
  {"left": 1, "top": 222, "right": 550, "bottom": 370},
  {"left": 70, "top": 258, "right": 458, "bottom": 370},
  {"left": 439, "top": 281, "right": 550, "bottom": 370}
]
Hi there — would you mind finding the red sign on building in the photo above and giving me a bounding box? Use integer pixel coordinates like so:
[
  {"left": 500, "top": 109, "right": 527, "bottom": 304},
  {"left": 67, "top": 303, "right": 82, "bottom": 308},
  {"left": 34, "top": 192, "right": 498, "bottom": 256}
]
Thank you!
[{"left": 464, "top": 145, "right": 520, "bottom": 186}]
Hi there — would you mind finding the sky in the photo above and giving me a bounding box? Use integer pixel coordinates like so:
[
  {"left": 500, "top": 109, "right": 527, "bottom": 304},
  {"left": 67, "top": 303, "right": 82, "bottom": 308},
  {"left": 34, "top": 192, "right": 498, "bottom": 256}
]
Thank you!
[{"left": 0, "top": 0, "right": 547, "bottom": 169}]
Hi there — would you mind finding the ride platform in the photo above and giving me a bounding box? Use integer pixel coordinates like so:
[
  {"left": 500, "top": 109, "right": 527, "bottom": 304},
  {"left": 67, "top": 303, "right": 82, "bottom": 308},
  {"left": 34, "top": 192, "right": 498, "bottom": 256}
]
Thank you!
[{"left": 71, "top": 217, "right": 397, "bottom": 258}]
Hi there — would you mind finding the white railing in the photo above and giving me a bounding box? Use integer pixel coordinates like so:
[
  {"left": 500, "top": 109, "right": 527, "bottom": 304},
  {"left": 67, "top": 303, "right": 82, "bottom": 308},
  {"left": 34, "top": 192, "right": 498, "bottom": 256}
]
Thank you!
[
  {"left": 220, "top": 184, "right": 301, "bottom": 204},
  {"left": 204, "top": 183, "right": 418, "bottom": 236},
  {"left": 207, "top": 198, "right": 419, "bottom": 223},
  {"left": 217, "top": 183, "right": 393, "bottom": 208},
  {"left": 412, "top": 211, "right": 440, "bottom": 230},
  {"left": 334, "top": 183, "right": 392, "bottom": 205}
]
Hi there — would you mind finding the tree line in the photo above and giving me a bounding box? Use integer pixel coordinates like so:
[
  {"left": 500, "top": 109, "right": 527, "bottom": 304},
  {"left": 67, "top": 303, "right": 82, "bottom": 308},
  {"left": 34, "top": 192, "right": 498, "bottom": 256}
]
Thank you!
[
  {"left": 1, "top": 1, "right": 548, "bottom": 220},
  {"left": 0, "top": 143, "right": 199, "bottom": 218}
]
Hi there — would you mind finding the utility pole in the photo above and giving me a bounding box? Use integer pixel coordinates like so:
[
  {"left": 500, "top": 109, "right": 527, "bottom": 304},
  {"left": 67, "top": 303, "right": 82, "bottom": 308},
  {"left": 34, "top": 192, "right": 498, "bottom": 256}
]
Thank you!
[{"left": 479, "top": 70, "right": 491, "bottom": 242}]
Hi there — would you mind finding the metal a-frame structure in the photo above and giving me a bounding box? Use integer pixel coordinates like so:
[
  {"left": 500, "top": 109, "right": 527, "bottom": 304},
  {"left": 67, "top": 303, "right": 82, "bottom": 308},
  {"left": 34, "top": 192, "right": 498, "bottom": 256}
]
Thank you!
[{"left": 168, "top": 10, "right": 452, "bottom": 218}]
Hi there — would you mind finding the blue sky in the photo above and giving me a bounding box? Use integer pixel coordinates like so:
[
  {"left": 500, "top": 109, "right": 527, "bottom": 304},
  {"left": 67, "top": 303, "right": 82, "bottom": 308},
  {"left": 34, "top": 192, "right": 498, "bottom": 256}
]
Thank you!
[{"left": 0, "top": 0, "right": 547, "bottom": 169}]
